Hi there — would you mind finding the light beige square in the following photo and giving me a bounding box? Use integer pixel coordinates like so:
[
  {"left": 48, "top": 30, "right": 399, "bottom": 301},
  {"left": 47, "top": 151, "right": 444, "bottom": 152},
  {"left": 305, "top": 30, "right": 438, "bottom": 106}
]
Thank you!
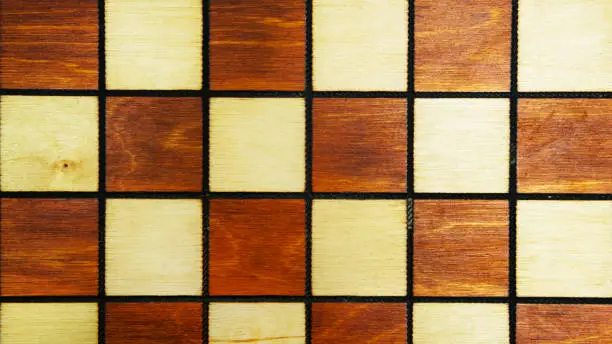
[
  {"left": 413, "top": 303, "right": 509, "bottom": 344},
  {"left": 0, "top": 96, "right": 98, "bottom": 191},
  {"left": 210, "top": 98, "right": 305, "bottom": 192},
  {"left": 518, "top": 201, "right": 612, "bottom": 297},
  {"left": 312, "top": 200, "right": 407, "bottom": 296},
  {"left": 518, "top": 0, "right": 612, "bottom": 91},
  {"left": 209, "top": 303, "right": 305, "bottom": 344},
  {"left": 313, "top": 0, "right": 408, "bottom": 91},
  {"left": 1, "top": 303, "right": 98, "bottom": 344},
  {"left": 106, "top": 0, "right": 202, "bottom": 89},
  {"left": 414, "top": 99, "right": 509, "bottom": 193},
  {"left": 106, "top": 199, "right": 202, "bottom": 295}
]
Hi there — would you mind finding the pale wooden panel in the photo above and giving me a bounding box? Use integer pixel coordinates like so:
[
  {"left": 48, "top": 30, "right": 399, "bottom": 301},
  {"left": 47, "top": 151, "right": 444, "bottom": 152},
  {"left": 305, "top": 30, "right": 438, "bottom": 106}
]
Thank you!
[
  {"left": 209, "top": 303, "right": 305, "bottom": 344},
  {"left": 312, "top": 200, "right": 406, "bottom": 296},
  {"left": 518, "top": 0, "right": 612, "bottom": 91},
  {"left": 0, "top": 96, "right": 98, "bottom": 191},
  {"left": 414, "top": 99, "right": 509, "bottom": 193},
  {"left": 1, "top": 303, "right": 98, "bottom": 344},
  {"left": 413, "top": 303, "right": 509, "bottom": 344},
  {"left": 106, "top": 199, "right": 202, "bottom": 295},
  {"left": 517, "top": 201, "right": 612, "bottom": 297},
  {"left": 210, "top": 98, "right": 305, "bottom": 192},
  {"left": 106, "top": 0, "right": 202, "bottom": 90},
  {"left": 313, "top": 0, "right": 408, "bottom": 91}
]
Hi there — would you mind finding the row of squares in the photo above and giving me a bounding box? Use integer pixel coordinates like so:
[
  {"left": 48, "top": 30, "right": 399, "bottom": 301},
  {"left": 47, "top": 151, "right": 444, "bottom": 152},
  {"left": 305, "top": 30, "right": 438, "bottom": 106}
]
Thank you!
[
  {"left": 2, "top": 96, "right": 610, "bottom": 193},
  {"left": 1, "top": 302, "right": 611, "bottom": 343},
  {"left": 2, "top": 0, "right": 611, "bottom": 91},
  {"left": 1, "top": 198, "right": 610, "bottom": 297}
]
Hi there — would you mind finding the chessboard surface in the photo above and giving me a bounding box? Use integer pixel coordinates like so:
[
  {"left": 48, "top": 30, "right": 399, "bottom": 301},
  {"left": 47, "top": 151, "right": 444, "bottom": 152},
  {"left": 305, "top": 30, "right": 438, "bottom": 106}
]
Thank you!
[{"left": 0, "top": 0, "right": 611, "bottom": 343}]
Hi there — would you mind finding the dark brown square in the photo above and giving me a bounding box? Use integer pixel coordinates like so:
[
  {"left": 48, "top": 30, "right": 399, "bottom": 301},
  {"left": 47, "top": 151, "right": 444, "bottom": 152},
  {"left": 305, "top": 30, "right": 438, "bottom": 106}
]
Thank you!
[
  {"left": 313, "top": 98, "right": 407, "bottom": 192},
  {"left": 106, "top": 97, "right": 203, "bottom": 192},
  {"left": 0, "top": 0, "right": 98, "bottom": 89},
  {"left": 209, "top": 199, "right": 305, "bottom": 295},
  {"left": 312, "top": 303, "right": 407, "bottom": 344},
  {"left": 518, "top": 99, "right": 612, "bottom": 193},
  {"left": 210, "top": 0, "right": 305, "bottom": 90},
  {"left": 0, "top": 198, "right": 98, "bottom": 296},
  {"left": 106, "top": 302, "right": 203, "bottom": 344},
  {"left": 413, "top": 200, "right": 509, "bottom": 296},
  {"left": 415, "top": 0, "right": 510, "bottom": 91}
]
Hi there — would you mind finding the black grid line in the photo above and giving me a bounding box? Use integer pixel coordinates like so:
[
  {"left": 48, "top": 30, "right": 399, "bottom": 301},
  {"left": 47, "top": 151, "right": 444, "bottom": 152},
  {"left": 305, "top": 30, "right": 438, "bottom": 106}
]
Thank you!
[
  {"left": 509, "top": 0, "right": 519, "bottom": 343},
  {"left": 202, "top": 0, "right": 210, "bottom": 343},
  {"left": 407, "top": 0, "right": 416, "bottom": 342},
  {"left": 97, "top": 0, "right": 107, "bottom": 343},
  {"left": 305, "top": 0, "right": 314, "bottom": 343}
]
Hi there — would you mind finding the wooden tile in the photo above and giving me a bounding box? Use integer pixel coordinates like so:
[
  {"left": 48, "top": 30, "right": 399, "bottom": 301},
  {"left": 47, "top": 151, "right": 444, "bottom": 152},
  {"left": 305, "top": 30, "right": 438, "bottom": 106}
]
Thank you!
[
  {"left": 106, "top": 199, "right": 202, "bottom": 296},
  {"left": 414, "top": 99, "right": 509, "bottom": 193},
  {"left": 105, "top": 0, "right": 202, "bottom": 90},
  {"left": 518, "top": 99, "right": 612, "bottom": 193},
  {"left": 0, "top": 303, "right": 98, "bottom": 344},
  {"left": 0, "top": 96, "right": 98, "bottom": 191},
  {"left": 0, "top": 0, "right": 98, "bottom": 89},
  {"left": 210, "top": 1, "right": 305, "bottom": 91},
  {"left": 106, "top": 303, "right": 203, "bottom": 344},
  {"left": 413, "top": 303, "right": 509, "bottom": 344},
  {"left": 106, "top": 97, "right": 203, "bottom": 192},
  {"left": 312, "top": 200, "right": 406, "bottom": 296},
  {"left": 517, "top": 304, "right": 612, "bottom": 343},
  {"left": 313, "top": 98, "right": 407, "bottom": 192},
  {"left": 209, "top": 303, "right": 305, "bottom": 344},
  {"left": 1, "top": 199, "right": 98, "bottom": 296},
  {"left": 518, "top": 0, "right": 612, "bottom": 91},
  {"left": 413, "top": 200, "right": 508, "bottom": 297},
  {"left": 313, "top": 0, "right": 408, "bottom": 91},
  {"left": 312, "top": 303, "right": 407, "bottom": 344},
  {"left": 210, "top": 98, "right": 305, "bottom": 192},
  {"left": 517, "top": 201, "right": 612, "bottom": 297},
  {"left": 209, "top": 199, "right": 305, "bottom": 296},
  {"left": 415, "top": 0, "right": 511, "bottom": 91}
]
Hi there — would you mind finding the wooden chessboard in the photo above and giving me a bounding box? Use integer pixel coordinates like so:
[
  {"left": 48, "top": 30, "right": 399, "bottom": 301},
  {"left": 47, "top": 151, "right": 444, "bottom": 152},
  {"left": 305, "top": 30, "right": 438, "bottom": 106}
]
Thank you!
[{"left": 0, "top": 0, "right": 611, "bottom": 343}]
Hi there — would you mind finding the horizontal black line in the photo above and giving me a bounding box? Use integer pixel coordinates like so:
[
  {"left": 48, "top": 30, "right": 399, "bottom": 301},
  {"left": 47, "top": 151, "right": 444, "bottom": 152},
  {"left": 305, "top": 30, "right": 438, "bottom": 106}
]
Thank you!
[
  {"left": 0, "top": 89, "right": 99, "bottom": 96},
  {"left": 208, "top": 192, "right": 305, "bottom": 199},
  {"left": 210, "top": 91, "right": 304, "bottom": 97},
  {"left": 314, "top": 91, "right": 408, "bottom": 98},
  {"left": 415, "top": 92, "right": 509, "bottom": 98}
]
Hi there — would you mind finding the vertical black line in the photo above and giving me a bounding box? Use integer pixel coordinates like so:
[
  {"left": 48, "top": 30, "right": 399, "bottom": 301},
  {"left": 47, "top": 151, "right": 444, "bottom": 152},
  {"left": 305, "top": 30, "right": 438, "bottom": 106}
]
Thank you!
[
  {"left": 202, "top": 0, "right": 210, "bottom": 343},
  {"left": 97, "top": 0, "right": 106, "bottom": 343},
  {"left": 305, "top": 0, "right": 314, "bottom": 343},
  {"left": 407, "top": 0, "right": 415, "bottom": 343},
  {"left": 509, "top": 0, "right": 519, "bottom": 343}
]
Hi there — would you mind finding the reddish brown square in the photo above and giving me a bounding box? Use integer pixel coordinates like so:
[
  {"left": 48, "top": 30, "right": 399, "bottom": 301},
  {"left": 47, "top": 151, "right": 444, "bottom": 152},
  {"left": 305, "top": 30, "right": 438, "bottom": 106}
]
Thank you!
[
  {"left": 518, "top": 99, "right": 612, "bottom": 193},
  {"left": 106, "top": 97, "right": 203, "bottom": 192},
  {"left": 413, "top": 200, "right": 509, "bottom": 296},
  {"left": 0, "top": 0, "right": 98, "bottom": 89},
  {"left": 106, "top": 302, "right": 203, "bottom": 344},
  {"left": 312, "top": 303, "right": 407, "bottom": 344},
  {"left": 0, "top": 198, "right": 98, "bottom": 296},
  {"left": 209, "top": 199, "right": 305, "bottom": 295},
  {"left": 313, "top": 98, "right": 407, "bottom": 192},
  {"left": 210, "top": 0, "right": 305, "bottom": 90}
]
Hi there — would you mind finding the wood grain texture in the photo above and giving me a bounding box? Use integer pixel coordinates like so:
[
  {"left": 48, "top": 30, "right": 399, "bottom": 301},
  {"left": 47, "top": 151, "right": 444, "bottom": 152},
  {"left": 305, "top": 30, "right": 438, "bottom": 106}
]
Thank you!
[
  {"left": 313, "top": 0, "right": 408, "bottom": 91},
  {"left": 105, "top": 199, "right": 202, "bottom": 296},
  {"left": 0, "top": 0, "right": 98, "bottom": 89},
  {"left": 209, "top": 199, "right": 305, "bottom": 296},
  {"left": 518, "top": 99, "right": 612, "bottom": 193},
  {"left": 415, "top": 0, "right": 510, "bottom": 91},
  {"left": 106, "top": 302, "right": 202, "bottom": 344},
  {"left": 312, "top": 200, "right": 406, "bottom": 296},
  {"left": 313, "top": 98, "right": 407, "bottom": 192},
  {"left": 517, "top": 304, "right": 612, "bottom": 343},
  {"left": 106, "top": 97, "right": 203, "bottom": 192},
  {"left": 210, "top": 0, "right": 305, "bottom": 91},
  {"left": 1, "top": 199, "right": 98, "bottom": 296},
  {"left": 518, "top": 0, "right": 612, "bottom": 91},
  {"left": 209, "top": 303, "right": 305, "bottom": 344},
  {"left": 517, "top": 201, "right": 612, "bottom": 297},
  {"left": 312, "top": 303, "right": 407, "bottom": 344},
  {"left": 413, "top": 200, "right": 508, "bottom": 297},
  {"left": 0, "top": 303, "right": 98, "bottom": 344},
  {"left": 0, "top": 96, "right": 99, "bottom": 191},
  {"left": 105, "top": 0, "right": 202, "bottom": 90}
]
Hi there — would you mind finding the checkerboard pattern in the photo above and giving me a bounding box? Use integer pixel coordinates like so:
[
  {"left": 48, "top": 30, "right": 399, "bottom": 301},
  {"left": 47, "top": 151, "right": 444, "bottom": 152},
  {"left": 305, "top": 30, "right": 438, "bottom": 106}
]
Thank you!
[{"left": 0, "top": 0, "right": 611, "bottom": 343}]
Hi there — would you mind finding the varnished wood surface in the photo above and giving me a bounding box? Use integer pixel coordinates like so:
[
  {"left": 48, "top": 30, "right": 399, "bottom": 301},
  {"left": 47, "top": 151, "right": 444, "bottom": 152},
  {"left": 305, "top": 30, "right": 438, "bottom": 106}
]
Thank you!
[
  {"left": 313, "top": 98, "right": 407, "bottom": 192},
  {"left": 210, "top": 0, "right": 305, "bottom": 91},
  {"left": 106, "top": 97, "right": 203, "bottom": 192}
]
